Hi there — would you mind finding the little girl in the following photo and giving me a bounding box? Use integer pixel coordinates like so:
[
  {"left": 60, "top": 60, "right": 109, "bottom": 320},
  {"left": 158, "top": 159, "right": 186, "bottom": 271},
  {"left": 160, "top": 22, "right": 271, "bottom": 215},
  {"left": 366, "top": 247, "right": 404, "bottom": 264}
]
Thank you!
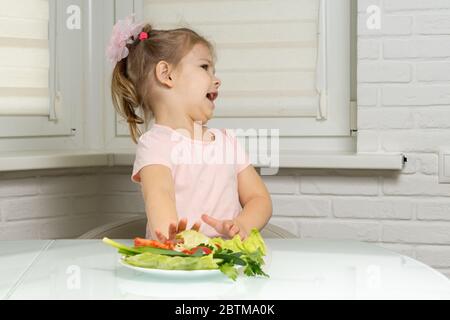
[{"left": 107, "top": 15, "right": 272, "bottom": 241}]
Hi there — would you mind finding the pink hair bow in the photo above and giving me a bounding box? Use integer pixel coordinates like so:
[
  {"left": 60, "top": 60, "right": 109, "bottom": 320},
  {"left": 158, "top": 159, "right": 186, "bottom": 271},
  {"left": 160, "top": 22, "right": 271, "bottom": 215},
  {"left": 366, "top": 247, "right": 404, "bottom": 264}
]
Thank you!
[{"left": 106, "top": 14, "right": 144, "bottom": 65}]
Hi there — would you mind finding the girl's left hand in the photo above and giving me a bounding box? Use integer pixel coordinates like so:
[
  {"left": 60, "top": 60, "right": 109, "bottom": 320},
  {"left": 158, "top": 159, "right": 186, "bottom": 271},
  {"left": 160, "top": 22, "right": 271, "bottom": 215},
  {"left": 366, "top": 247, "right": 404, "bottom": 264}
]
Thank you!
[{"left": 201, "top": 214, "right": 248, "bottom": 240}]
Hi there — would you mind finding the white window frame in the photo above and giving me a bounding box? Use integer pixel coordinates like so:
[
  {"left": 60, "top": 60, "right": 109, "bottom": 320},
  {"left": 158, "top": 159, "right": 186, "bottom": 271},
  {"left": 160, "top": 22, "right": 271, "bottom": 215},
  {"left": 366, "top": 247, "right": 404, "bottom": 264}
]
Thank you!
[{"left": 0, "top": 0, "right": 84, "bottom": 151}]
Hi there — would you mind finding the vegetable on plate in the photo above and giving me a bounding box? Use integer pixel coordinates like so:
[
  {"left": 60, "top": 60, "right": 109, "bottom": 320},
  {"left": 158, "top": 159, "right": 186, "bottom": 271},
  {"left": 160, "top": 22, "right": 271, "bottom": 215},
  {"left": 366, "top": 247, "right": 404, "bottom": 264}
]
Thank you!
[{"left": 102, "top": 228, "right": 269, "bottom": 281}]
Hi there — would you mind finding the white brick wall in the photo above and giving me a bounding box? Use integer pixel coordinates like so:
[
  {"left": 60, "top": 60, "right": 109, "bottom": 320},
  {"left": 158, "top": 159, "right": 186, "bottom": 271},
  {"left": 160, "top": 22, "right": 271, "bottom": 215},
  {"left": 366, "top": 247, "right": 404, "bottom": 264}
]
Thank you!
[
  {"left": 383, "top": 0, "right": 450, "bottom": 11},
  {"left": 417, "top": 62, "right": 450, "bottom": 81},
  {"left": 358, "top": 62, "right": 412, "bottom": 83},
  {"left": 358, "top": 39, "right": 381, "bottom": 60},
  {"left": 356, "top": 0, "right": 450, "bottom": 279},
  {"left": 0, "top": 167, "right": 142, "bottom": 240},
  {"left": 0, "top": 1, "right": 449, "bottom": 281}
]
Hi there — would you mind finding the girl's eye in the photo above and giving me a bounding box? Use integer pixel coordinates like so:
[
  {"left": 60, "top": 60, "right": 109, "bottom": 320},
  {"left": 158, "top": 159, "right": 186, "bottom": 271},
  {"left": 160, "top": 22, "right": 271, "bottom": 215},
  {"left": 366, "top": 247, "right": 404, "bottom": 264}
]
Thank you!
[{"left": 201, "top": 64, "right": 209, "bottom": 70}]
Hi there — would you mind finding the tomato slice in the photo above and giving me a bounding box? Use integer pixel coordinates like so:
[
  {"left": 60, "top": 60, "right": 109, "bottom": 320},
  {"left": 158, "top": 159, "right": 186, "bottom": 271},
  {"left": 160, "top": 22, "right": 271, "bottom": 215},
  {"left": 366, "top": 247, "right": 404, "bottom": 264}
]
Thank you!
[
  {"left": 198, "top": 246, "right": 213, "bottom": 255},
  {"left": 182, "top": 249, "right": 194, "bottom": 255},
  {"left": 134, "top": 238, "right": 174, "bottom": 250},
  {"left": 180, "top": 246, "right": 212, "bottom": 255},
  {"left": 192, "top": 246, "right": 213, "bottom": 255}
]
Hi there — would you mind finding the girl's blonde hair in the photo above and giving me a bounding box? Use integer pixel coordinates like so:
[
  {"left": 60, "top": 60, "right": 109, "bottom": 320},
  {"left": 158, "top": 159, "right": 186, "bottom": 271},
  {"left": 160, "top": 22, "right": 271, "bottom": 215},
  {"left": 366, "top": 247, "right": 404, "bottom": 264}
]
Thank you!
[{"left": 111, "top": 24, "right": 216, "bottom": 144}]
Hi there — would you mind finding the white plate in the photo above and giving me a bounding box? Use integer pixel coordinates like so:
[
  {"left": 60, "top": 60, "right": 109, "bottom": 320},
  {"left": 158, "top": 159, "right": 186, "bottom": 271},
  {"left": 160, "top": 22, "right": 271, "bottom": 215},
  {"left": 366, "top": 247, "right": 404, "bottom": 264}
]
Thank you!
[{"left": 119, "top": 258, "right": 224, "bottom": 277}]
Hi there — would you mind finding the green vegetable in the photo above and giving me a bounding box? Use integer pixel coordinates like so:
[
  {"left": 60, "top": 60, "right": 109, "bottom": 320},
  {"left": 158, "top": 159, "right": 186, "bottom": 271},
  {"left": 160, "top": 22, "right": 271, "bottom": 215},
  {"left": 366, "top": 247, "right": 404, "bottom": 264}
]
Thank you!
[
  {"left": 124, "top": 252, "right": 221, "bottom": 270},
  {"left": 219, "top": 263, "right": 238, "bottom": 281},
  {"left": 209, "top": 229, "right": 269, "bottom": 279},
  {"left": 213, "top": 251, "right": 246, "bottom": 266},
  {"left": 103, "top": 237, "right": 141, "bottom": 255},
  {"left": 209, "top": 229, "right": 267, "bottom": 256},
  {"left": 131, "top": 246, "right": 192, "bottom": 257},
  {"left": 176, "top": 230, "right": 211, "bottom": 249}
]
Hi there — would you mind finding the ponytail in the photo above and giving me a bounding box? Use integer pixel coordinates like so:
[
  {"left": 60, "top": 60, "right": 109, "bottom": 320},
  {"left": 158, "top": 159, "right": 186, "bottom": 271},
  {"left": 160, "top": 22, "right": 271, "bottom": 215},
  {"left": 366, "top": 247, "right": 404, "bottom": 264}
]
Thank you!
[{"left": 111, "top": 59, "right": 144, "bottom": 144}]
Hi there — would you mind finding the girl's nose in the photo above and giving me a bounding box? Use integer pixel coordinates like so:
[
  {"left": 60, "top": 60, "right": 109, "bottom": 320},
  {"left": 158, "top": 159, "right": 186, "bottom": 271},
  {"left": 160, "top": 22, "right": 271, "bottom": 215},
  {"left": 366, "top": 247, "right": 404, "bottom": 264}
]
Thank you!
[{"left": 214, "top": 77, "right": 221, "bottom": 88}]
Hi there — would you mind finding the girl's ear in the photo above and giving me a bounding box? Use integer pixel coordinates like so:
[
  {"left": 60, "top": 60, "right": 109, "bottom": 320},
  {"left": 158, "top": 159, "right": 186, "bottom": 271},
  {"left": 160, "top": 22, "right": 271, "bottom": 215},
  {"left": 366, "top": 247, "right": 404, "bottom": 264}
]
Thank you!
[{"left": 155, "top": 60, "right": 174, "bottom": 87}]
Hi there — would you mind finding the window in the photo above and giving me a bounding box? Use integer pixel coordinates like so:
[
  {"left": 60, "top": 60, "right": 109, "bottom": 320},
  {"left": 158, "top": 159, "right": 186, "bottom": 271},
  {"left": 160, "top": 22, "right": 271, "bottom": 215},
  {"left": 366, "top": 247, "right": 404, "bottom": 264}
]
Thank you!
[
  {"left": 0, "top": 0, "right": 83, "bottom": 151},
  {"left": 0, "top": 0, "right": 50, "bottom": 117}
]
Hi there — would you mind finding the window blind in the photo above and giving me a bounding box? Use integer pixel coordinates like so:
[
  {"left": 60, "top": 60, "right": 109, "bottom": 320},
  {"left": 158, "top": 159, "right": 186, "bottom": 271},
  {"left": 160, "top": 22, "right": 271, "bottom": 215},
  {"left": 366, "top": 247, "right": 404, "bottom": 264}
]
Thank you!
[
  {"left": 143, "top": 0, "right": 326, "bottom": 119},
  {"left": 0, "top": 0, "right": 50, "bottom": 116}
]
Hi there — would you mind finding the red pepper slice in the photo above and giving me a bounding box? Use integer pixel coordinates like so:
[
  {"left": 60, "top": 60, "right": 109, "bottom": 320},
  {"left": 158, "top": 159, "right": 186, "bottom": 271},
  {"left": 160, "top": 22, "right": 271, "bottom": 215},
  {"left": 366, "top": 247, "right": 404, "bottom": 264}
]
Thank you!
[
  {"left": 182, "top": 249, "right": 194, "bottom": 255},
  {"left": 197, "top": 246, "right": 213, "bottom": 255},
  {"left": 134, "top": 238, "right": 174, "bottom": 250},
  {"left": 181, "top": 246, "right": 212, "bottom": 255}
]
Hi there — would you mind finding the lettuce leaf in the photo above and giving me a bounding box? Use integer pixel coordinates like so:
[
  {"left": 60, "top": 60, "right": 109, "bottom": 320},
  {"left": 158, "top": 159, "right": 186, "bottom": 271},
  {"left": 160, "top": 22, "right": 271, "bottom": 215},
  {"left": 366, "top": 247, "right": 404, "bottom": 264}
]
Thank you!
[
  {"left": 176, "top": 229, "right": 211, "bottom": 250},
  {"left": 209, "top": 228, "right": 267, "bottom": 256},
  {"left": 219, "top": 263, "right": 238, "bottom": 281},
  {"left": 123, "top": 251, "right": 220, "bottom": 270}
]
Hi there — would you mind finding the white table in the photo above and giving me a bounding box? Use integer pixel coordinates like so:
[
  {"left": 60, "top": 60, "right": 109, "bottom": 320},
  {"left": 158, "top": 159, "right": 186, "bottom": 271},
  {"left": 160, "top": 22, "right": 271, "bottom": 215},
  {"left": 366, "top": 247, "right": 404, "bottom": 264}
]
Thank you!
[{"left": 1, "top": 239, "right": 449, "bottom": 300}]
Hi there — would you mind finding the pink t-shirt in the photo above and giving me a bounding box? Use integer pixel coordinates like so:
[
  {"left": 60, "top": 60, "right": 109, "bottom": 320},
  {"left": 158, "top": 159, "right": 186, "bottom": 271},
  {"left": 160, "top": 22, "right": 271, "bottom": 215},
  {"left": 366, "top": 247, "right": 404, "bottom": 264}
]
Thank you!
[{"left": 131, "top": 123, "right": 251, "bottom": 239}]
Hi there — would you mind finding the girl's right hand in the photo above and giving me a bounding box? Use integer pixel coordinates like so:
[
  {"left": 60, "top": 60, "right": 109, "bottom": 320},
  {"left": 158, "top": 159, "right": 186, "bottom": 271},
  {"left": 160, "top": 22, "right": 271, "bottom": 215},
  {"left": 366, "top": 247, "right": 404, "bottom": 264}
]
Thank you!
[{"left": 154, "top": 218, "right": 201, "bottom": 244}]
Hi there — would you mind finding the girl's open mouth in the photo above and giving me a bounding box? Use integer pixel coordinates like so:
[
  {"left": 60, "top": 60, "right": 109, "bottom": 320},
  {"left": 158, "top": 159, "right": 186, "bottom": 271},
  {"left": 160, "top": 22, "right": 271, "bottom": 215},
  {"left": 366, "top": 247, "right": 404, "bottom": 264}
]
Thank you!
[
  {"left": 206, "top": 92, "right": 218, "bottom": 109},
  {"left": 206, "top": 92, "right": 218, "bottom": 101}
]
